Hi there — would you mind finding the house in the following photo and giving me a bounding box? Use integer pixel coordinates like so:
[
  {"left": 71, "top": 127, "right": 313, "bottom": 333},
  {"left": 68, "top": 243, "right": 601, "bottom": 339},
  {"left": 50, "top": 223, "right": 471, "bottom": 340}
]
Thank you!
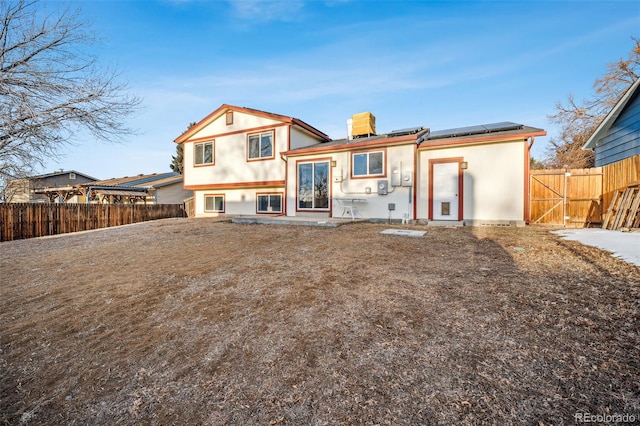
[
  {"left": 416, "top": 123, "right": 546, "bottom": 225},
  {"left": 30, "top": 172, "right": 191, "bottom": 204},
  {"left": 87, "top": 172, "right": 191, "bottom": 204},
  {"left": 6, "top": 170, "right": 97, "bottom": 203},
  {"left": 176, "top": 104, "right": 546, "bottom": 225},
  {"left": 583, "top": 78, "right": 640, "bottom": 166},
  {"left": 174, "top": 105, "right": 331, "bottom": 216}
]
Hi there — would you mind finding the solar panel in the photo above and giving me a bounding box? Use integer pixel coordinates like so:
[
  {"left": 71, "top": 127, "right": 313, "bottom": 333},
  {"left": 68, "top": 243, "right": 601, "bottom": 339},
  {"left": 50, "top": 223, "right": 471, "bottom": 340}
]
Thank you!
[
  {"left": 426, "top": 122, "right": 524, "bottom": 140},
  {"left": 427, "top": 129, "right": 455, "bottom": 138},
  {"left": 482, "top": 122, "right": 523, "bottom": 132},
  {"left": 388, "top": 126, "right": 425, "bottom": 137}
]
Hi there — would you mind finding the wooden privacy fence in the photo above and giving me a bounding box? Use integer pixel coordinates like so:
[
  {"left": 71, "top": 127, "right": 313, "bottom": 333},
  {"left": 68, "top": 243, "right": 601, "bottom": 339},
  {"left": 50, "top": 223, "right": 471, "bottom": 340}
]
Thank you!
[
  {"left": 530, "top": 168, "right": 603, "bottom": 227},
  {"left": 530, "top": 154, "right": 640, "bottom": 227},
  {"left": 0, "top": 203, "right": 187, "bottom": 242},
  {"left": 602, "top": 154, "right": 640, "bottom": 216},
  {"left": 602, "top": 183, "right": 640, "bottom": 230}
]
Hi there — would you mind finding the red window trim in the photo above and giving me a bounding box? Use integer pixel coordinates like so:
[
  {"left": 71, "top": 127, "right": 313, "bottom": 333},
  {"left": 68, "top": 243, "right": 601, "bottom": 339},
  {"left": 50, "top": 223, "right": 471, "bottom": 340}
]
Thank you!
[
  {"left": 246, "top": 130, "right": 276, "bottom": 162},
  {"left": 256, "top": 192, "right": 284, "bottom": 215},
  {"left": 194, "top": 140, "right": 215, "bottom": 167},
  {"left": 350, "top": 148, "right": 387, "bottom": 180},
  {"left": 203, "top": 193, "right": 225, "bottom": 213}
]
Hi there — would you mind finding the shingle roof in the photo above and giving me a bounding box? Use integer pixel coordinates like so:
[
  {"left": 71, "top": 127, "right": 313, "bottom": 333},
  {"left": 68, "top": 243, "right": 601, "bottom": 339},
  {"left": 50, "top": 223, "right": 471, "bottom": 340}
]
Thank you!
[
  {"left": 285, "top": 122, "right": 545, "bottom": 155},
  {"left": 174, "top": 104, "right": 330, "bottom": 143},
  {"left": 29, "top": 170, "right": 98, "bottom": 181},
  {"left": 420, "top": 123, "right": 546, "bottom": 144},
  {"left": 90, "top": 172, "right": 181, "bottom": 188}
]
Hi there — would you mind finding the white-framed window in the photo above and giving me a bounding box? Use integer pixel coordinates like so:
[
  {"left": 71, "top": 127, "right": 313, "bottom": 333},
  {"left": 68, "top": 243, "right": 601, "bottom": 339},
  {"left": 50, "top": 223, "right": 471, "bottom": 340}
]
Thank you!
[
  {"left": 204, "top": 194, "right": 224, "bottom": 212},
  {"left": 352, "top": 150, "right": 384, "bottom": 177},
  {"left": 247, "top": 131, "right": 274, "bottom": 160},
  {"left": 257, "top": 193, "right": 282, "bottom": 213},
  {"left": 195, "top": 141, "right": 214, "bottom": 166}
]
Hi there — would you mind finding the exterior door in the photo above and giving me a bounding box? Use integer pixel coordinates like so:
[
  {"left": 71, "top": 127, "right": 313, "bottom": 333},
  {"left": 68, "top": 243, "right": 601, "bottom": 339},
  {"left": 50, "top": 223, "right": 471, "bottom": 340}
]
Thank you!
[
  {"left": 297, "top": 161, "right": 330, "bottom": 210},
  {"left": 432, "top": 161, "right": 460, "bottom": 220}
]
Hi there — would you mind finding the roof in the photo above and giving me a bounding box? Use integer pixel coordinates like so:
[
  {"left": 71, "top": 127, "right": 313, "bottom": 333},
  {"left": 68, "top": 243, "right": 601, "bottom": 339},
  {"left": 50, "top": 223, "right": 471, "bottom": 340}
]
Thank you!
[
  {"left": 583, "top": 78, "right": 640, "bottom": 150},
  {"left": 89, "top": 172, "right": 182, "bottom": 188},
  {"left": 28, "top": 170, "right": 98, "bottom": 181},
  {"left": 284, "top": 122, "right": 546, "bottom": 156},
  {"left": 143, "top": 174, "right": 184, "bottom": 188},
  {"left": 420, "top": 123, "right": 546, "bottom": 145},
  {"left": 424, "top": 122, "right": 524, "bottom": 140},
  {"left": 174, "top": 104, "right": 331, "bottom": 144}
]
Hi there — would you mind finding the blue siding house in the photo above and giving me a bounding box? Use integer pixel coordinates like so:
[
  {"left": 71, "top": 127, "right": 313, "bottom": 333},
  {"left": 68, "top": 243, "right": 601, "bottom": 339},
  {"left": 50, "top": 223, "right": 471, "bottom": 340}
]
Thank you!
[{"left": 584, "top": 78, "right": 640, "bottom": 166}]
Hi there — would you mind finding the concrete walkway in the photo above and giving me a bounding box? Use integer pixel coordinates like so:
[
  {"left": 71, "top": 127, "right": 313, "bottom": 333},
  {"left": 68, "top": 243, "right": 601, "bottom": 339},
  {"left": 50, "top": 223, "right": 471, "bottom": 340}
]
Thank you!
[
  {"left": 553, "top": 229, "right": 640, "bottom": 267},
  {"left": 231, "top": 215, "right": 365, "bottom": 227}
]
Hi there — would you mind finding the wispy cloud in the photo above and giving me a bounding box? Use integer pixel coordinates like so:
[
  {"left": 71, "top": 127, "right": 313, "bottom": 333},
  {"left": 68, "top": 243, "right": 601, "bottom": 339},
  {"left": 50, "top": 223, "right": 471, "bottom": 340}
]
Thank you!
[{"left": 227, "top": 0, "right": 306, "bottom": 22}]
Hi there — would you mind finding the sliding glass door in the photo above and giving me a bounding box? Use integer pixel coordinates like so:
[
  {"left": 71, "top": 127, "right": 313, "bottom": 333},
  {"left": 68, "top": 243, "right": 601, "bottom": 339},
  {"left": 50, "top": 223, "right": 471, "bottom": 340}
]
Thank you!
[{"left": 298, "top": 161, "right": 329, "bottom": 210}]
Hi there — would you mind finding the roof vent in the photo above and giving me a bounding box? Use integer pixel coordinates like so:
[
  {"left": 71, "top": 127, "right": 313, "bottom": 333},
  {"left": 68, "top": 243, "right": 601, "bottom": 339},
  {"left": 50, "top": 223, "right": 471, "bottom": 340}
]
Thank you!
[{"left": 351, "top": 112, "right": 376, "bottom": 138}]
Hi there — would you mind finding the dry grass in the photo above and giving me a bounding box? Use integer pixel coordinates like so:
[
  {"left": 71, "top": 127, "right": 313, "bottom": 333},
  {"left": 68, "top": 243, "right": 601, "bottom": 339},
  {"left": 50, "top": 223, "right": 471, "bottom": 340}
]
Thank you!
[{"left": 1, "top": 218, "right": 639, "bottom": 425}]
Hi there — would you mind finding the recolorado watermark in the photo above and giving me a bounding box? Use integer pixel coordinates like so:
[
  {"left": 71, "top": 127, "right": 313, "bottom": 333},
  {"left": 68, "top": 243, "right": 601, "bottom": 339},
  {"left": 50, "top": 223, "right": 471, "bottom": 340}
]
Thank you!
[{"left": 574, "top": 412, "right": 636, "bottom": 423}]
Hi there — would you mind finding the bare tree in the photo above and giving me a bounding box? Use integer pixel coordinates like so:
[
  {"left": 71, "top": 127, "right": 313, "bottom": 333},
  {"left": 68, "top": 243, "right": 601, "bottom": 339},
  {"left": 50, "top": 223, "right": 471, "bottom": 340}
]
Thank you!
[
  {"left": 0, "top": 0, "right": 140, "bottom": 197},
  {"left": 545, "top": 37, "right": 640, "bottom": 168}
]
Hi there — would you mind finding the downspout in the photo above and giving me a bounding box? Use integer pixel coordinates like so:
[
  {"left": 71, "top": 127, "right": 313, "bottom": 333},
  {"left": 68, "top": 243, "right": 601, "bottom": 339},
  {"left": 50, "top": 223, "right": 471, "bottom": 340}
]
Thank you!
[
  {"left": 524, "top": 136, "right": 534, "bottom": 223},
  {"left": 413, "top": 142, "right": 418, "bottom": 221},
  {"left": 280, "top": 152, "right": 288, "bottom": 216},
  {"left": 413, "top": 131, "right": 428, "bottom": 222}
]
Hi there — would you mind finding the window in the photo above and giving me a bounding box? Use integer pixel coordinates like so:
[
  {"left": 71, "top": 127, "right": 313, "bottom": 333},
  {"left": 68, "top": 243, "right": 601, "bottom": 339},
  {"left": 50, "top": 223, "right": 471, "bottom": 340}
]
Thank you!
[
  {"left": 195, "top": 141, "right": 214, "bottom": 165},
  {"left": 226, "top": 111, "right": 233, "bottom": 125},
  {"left": 248, "top": 131, "right": 274, "bottom": 160},
  {"left": 204, "top": 195, "right": 224, "bottom": 212},
  {"left": 298, "top": 161, "right": 329, "bottom": 210},
  {"left": 352, "top": 151, "right": 384, "bottom": 177},
  {"left": 257, "top": 194, "right": 282, "bottom": 213}
]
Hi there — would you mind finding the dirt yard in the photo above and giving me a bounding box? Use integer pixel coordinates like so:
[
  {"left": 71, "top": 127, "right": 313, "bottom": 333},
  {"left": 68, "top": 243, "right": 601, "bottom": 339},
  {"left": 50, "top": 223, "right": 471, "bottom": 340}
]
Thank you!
[{"left": 1, "top": 219, "right": 638, "bottom": 425}]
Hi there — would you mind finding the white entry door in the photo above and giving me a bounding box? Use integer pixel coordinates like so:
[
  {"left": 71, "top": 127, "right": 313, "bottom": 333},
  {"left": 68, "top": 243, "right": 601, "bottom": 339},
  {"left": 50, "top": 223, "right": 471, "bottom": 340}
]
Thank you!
[{"left": 432, "top": 162, "right": 459, "bottom": 220}]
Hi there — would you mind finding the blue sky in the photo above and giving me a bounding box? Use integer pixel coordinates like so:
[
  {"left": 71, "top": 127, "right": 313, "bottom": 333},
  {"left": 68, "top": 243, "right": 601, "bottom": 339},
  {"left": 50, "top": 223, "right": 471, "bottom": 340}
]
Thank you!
[{"left": 43, "top": 0, "right": 639, "bottom": 180}]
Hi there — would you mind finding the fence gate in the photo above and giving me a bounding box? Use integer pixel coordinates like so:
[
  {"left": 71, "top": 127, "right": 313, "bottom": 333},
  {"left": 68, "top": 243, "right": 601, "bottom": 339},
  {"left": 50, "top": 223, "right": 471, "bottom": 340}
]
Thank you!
[
  {"left": 529, "top": 168, "right": 603, "bottom": 227},
  {"left": 183, "top": 196, "right": 195, "bottom": 218}
]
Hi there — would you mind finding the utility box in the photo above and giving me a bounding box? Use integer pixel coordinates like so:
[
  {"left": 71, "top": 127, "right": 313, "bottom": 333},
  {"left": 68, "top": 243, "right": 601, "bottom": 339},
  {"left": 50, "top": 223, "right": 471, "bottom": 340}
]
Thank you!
[
  {"left": 377, "top": 180, "right": 388, "bottom": 195},
  {"left": 388, "top": 203, "right": 396, "bottom": 211},
  {"left": 391, "top": 169, "right": 402, "bottom": 187},
  {"left": 401, "top": 172, "right": 413, "bottom": 187}
]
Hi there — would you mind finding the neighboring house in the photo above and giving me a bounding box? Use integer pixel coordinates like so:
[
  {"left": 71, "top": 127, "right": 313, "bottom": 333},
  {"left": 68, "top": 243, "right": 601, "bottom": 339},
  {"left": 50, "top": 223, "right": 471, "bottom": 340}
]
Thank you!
[
  {"left": 176, "top": 104, "right": 546, "bottom": 225},
  {"left": 31, "top": 172, "right": 191, "bottom": 204},
  {"left": 6, "top": 170, "right": 97, "bottom": 203},
  {"left": 583, "top": 78, "right": 640, "bottom": 167},
  {"left": 84, "top": 172, "right": 191, "bottom": 204}
]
